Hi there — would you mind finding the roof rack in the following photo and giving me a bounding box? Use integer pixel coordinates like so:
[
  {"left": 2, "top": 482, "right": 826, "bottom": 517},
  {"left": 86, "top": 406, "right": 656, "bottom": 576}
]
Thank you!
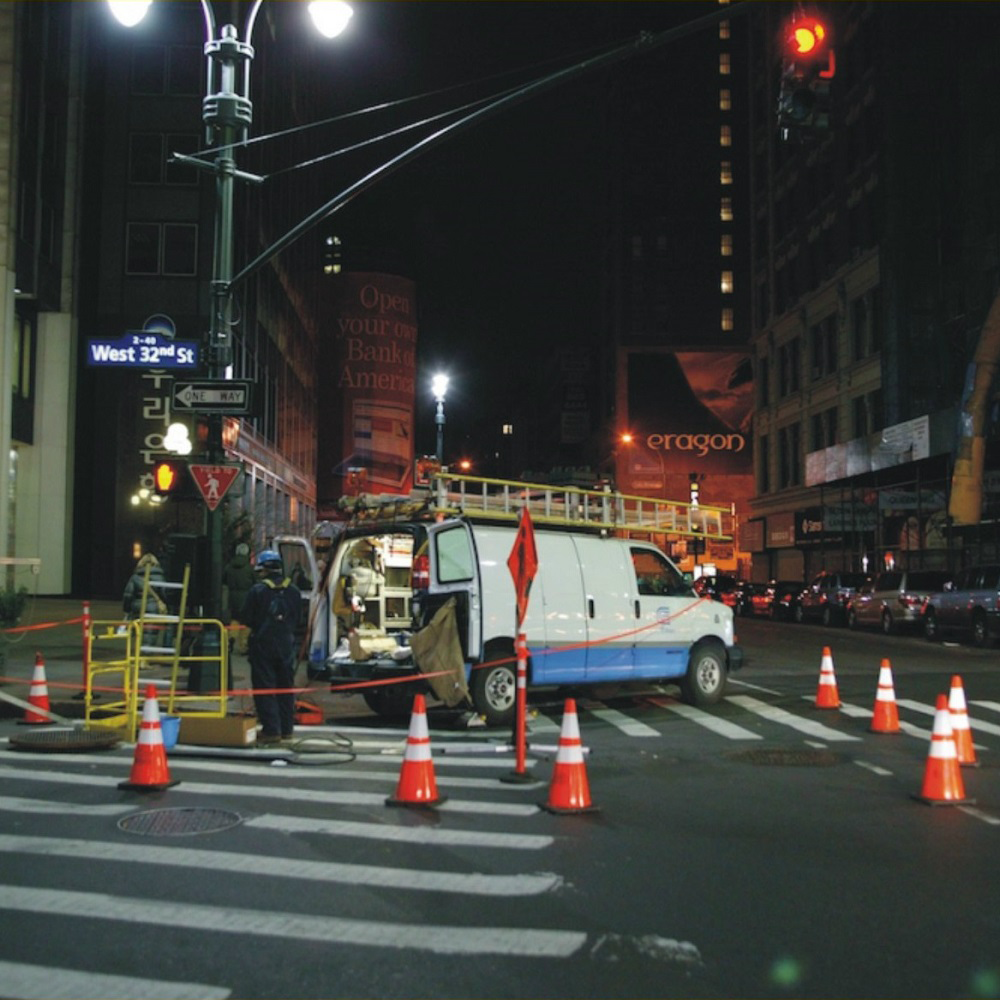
[{"left": 337, "top": 473, "right": 732, "bottom": 541}]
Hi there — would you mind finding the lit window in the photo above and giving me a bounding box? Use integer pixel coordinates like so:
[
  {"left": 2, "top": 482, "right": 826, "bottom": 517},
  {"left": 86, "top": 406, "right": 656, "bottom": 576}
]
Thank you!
[
  {"left": 719, "top": 88, "right": 731, "bottom": 111},
  {"left": 720, "top": 161, "right": 733, "bottom": 185},
  {"left": 721, "top": 197, "right": 733, "bottom": 222},
  {"left": 721, "top": 308, "right": 734, "bottom": 331},
  {"left": 719, "top": 53, "right": 731, "bottom": 75},
  {"left": 721, "top": 233, "right": 733, "bottom": 256},
  {"left": 721, "top": 271, "right": 734, "bottom": 294},
  {"left": 720, "top": 124, "right": 732, "bottom": 147},
  {"left": 719, "top": 20, "right": 730, "bottom": 40}
]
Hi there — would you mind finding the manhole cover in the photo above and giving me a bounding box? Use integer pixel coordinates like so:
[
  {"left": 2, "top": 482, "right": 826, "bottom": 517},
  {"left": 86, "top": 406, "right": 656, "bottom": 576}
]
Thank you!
[
  {"left": 727, "top": 747, "right": 844, "bottom": 767},
  {"left": 7, "top": 728, "right": 120, "bottom": 752},
  {"left": 118, "top": 807, "right": 243, "bottom": 837}
]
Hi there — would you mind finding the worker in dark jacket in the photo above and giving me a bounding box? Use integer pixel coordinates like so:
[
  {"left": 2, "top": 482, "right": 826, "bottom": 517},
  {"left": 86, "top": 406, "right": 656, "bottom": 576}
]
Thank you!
[{"left": 240, "top": 550, "right": 301, "bottom": 745}]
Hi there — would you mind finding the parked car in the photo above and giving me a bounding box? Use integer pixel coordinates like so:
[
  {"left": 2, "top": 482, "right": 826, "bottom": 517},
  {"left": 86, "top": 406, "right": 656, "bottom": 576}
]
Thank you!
[
  {"left": 923, "top": 564, "right": 1000, "bottom": 647},
  {"left": 847, "top": 569, "right": 950, "bottom": 634},
  {"left": 769, "top": 580, "right": 804, "bottom": 620},
  {"left": 694, "top": 575, "right": 741, "bottom": 610},
  {"left": 732, "top": 580, "right": 763, "bottom": 616},
  {"left": 795, "top": 571, "right": 867, "bottom": 626},
  {"left": 747, "top": 582, "right": 774, "bottom": 617}
]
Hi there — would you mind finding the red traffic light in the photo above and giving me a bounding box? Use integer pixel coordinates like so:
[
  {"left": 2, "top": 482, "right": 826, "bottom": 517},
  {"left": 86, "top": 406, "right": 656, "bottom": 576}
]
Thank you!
[{"left": 784, "top": 14, "right": 830, "bottom": 60}]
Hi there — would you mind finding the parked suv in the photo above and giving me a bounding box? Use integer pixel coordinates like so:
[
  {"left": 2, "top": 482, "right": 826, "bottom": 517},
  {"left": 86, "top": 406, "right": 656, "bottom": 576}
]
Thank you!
[
  {"left": 847, "top": 569, "right": 950, "bottom": 634},
  {"left": 923, "top": 564, "right": 1000, "bottom": 647},
  {"left": 769, "top": 580, "right": 804, "bottom": 620},
  {"left": 795, "top": 571, "right": 867, "bottom": 626}
]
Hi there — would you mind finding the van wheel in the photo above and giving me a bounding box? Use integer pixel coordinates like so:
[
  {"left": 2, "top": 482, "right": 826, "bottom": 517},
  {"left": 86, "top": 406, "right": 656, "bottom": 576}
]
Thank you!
[
  {"left": 362, "top": 687, "right": 415, "bottom": 720},
  {"left": 471, "top": 642, "right": 517, "bottom": 727},
  {"left": 679, "top": 642, "right": 727, "bottom": 706}
]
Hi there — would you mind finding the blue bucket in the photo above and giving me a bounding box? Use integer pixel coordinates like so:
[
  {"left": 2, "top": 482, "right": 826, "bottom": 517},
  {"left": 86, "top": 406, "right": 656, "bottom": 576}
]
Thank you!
[{"left": 160, "top": 715, "right": 181, "bottom": 750}]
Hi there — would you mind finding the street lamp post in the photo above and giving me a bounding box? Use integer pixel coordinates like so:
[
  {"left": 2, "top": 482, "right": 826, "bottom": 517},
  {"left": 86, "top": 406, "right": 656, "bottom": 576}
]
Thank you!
[
  {"left": 109, "top": 0, "right": 352, "bottom": 617},
  {"left": 432, "top": 374, "right": 449, "bottom": 469}
]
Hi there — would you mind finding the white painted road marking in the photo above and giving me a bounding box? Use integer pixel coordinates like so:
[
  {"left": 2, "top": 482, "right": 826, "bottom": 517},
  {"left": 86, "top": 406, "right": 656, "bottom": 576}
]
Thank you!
[
  {"left": 648, "top": 697, "right": 763, "bottom": 740},
  {"left": 728, "top": 694, "right": 861, "bottom": 742}
]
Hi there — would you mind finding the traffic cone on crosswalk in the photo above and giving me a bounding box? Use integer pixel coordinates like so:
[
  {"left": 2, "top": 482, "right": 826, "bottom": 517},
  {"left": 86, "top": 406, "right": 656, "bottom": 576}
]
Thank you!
[
  {"left": 814, "top": 646, "right": 841, "bottom": 709},
  {"left": 118, "top": 685, "right": 179, "bottom": 792},
  {"left": 19, "top": 652, "right": 54, "bottom": 725},
  {"left": 912, "top": 694, "right": 974, "bottom": 806},
  {"left": 386, "top": 694, "right": 446, "bottom": 807},
  {"left": 948, "top": 675, "right": 978, "bottom": 767},
  {"left": 870, "top": 658, "right": 900, "bottom": 733},
  {"left": 540, "top": 699, "right": 599, "bottom": 815}
]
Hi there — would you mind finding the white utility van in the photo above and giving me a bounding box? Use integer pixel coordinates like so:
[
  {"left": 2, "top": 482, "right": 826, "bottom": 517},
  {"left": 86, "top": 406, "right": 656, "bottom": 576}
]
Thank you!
[{"left": 283, "top": 481, "right": 742, "bottom": 726}]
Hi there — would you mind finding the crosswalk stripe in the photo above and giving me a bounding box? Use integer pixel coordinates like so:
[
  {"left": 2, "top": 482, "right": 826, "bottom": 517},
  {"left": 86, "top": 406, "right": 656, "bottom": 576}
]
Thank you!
[
  {"left": 527, "top": 713, "right": 562, "bottom": 734},
  {"left": 898, "top": 699, "right": 1000, "bottom": 738},
  {"left": 586, "top": 707, "right": 660, "bottom": 737},
  {"left": 0, "top": 768, "right": 536, "bottom": 817},
  {"left": 0, "top": 795, "right": 135, "bottom": 816},
  {"left": 727, "top": 695, "right": 861, "bottom": 742},
  {"left": 648, "top": 697, "right": 762, "bottom": 740},
  {"left": 0, "top": 885, "right": 585, "bottom": 957},
  {"left": 0, "top": 958, "right": 230, "bottom": 1000},
  {"left": 837, "top": 700, "right": 930, "bottom": 739},
  {"left": 0, "top": 834, "right": 559, "bottom": 897},
  {"left": 970, "top": 700, "right": 1000, "bottom": 714},
  {"left": 246, "top": 813, "right": 552, "bottom": 850}
]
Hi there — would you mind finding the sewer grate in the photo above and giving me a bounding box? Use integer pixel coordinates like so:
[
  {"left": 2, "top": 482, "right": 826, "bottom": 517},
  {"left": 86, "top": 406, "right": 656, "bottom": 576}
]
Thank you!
[
  {"left": 727, "top": 747, "right": 844, "bottom": 767},
  {"left": 118, "top": 807, "right": 243, "bottom": 837},
  {"left": 7, "top": 728, "right": 121, "bottom": 752}
]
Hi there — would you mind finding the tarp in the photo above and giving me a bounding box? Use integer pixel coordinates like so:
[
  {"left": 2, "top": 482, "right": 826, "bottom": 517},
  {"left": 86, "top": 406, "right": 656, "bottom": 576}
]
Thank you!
[{"left": 411, "top": 598, "right": 469, "bottom": 708}]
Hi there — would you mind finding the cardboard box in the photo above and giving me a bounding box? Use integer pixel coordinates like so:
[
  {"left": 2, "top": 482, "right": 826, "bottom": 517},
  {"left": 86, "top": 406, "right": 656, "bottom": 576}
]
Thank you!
[{"left": 178, "top": 714, "right": 257, "bottom": 747}]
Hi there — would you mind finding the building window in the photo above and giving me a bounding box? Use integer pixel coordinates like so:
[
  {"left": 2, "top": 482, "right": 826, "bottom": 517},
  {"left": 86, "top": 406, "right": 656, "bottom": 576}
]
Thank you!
[
  {"left": 778, "top": 338, "right": 801, "bottom": 398},
  {"left": 126, "top": 222, "right": 198, "bottom": 276},
  {"left": 12, "top": 303, "right": 36, "bottom": 444},
  {"left": 719, "top": 52, "right": 731, "bottom": 75},
  {"left": 757, "top": 355, "right": 770, "bottom": 407},
  {"left": 168, "top": 46, "right": 201, "bottom": 95},
  {"left": 721, "top": 270, "right": 734, "bottom": 294},
  {"left": 758, "top": 433, "right": 770, "bottom": 493},
  {"left": 811, "top": 407, "right": 838, "bottom": 450},
  {"left": 721, "top": 233, "right": 733, "bottom": 257},
  {"left": 721, "top": 308, "right": 734, "bottom": 331},
  {"left": 719, "top": 20, "right": 730, "bottom": 40},
  {"left": 720, "top": 124, "right": 732, "bottom": 147},
  {"left": 778, "top": 423, "right": 801, "bottom": 488},
  {"left": 719, "top": 88, "right": 731, "bottom": 111},
  {"left": 810, "top": 315, "right": 837, "bottom": 379},
  {"left": 130, "top": 132, "right": 199, "bottom": 185},
  {"left": 720, "top": 161, "right": 733, "bottom": 185},
  {"left": 720, "top": 197, "right": 733, "bottom": 222},
  {"left": 131, "top": 45, "right": 166, "bottom": 94}
]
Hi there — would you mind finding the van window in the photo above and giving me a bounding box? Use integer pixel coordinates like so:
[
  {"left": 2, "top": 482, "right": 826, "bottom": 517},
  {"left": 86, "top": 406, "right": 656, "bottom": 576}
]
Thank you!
[
  {"left": 630, "top": 547, "right": 690, "bottom": 597},
  {"left": 434, "top": 525, "right": 475, "bottom": 583}
]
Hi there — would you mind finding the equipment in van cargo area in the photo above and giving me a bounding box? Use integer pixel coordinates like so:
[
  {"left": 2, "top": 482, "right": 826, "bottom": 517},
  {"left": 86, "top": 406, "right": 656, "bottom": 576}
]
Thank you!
[{"left": 280, "top": 474, "right": 742, "bottom": 727}]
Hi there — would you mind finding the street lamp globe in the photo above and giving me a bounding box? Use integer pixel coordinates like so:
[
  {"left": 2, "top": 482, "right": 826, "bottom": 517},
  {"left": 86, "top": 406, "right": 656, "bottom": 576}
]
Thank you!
[
  {"left": 431, "top": 374, "right": 449, "bottom": 403},
  {"left": 308, "top": 1, "right": 354, "bottom": 38},
  {"left": 108, "top": 1, "right": 152, "bottom": 27},
  {"left": 432, "top": 374, "right": 449, "bottom": 467}
]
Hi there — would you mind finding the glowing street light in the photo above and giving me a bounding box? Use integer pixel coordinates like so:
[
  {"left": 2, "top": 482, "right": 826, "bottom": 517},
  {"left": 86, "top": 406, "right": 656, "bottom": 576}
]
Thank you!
[{"left": 432, "top": 374, "right": 449, "bottom": 467}]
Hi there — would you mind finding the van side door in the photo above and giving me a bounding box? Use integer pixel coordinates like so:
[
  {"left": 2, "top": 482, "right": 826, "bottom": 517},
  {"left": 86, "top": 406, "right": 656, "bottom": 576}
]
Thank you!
[
  {"left": 629, "top": 544, "right": 699, "bottom": 680},
  {"left": 424, "top": 520, "right": 482, "bottom": 662},
  {"left": 572, "top": 535, "right": 636, "bottom": 682}
]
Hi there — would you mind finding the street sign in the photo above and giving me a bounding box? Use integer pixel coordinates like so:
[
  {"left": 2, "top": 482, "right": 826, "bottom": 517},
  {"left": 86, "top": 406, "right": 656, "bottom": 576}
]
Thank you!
[
  {"left": 506, "top": 504, "right": 538, "bottom": 628},
  {"left": 188, "top": 464, "right": 242, "bottom": 511},
  {"left": 172, "top": 380, "right": 254, "bottom": 414},
  {"left": 87, "top": 332, "right": 199, "bottom": 369}
]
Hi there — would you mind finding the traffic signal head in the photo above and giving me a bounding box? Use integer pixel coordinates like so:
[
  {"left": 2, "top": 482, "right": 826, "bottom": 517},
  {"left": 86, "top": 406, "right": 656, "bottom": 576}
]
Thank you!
[
  {"left": 152, "top": 459, "right": 186, "bottom": 496},
  {"left": 778, "top": 11, "right": 835, "bottom": 140}
]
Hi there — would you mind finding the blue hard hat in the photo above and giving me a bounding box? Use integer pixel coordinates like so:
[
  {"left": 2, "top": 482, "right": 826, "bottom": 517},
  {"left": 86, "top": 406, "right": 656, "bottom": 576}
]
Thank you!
[{"left": 256, "top": 549, "right": 282, "bottom": 571}]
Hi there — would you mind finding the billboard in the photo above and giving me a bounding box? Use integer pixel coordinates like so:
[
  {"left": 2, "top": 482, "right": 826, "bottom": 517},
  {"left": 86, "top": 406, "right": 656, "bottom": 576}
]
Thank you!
[
  {"left": 318, "top": 273, "right": 417, "bottom": 507},
  {"left": 618, "top": 349, "right": 753, "bottom": 507}
]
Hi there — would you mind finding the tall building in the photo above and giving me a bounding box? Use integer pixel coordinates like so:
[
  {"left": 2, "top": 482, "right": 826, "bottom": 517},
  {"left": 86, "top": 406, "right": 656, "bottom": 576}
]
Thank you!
[{"left": 747, "top": 2, "right": 1000, "bottom": 581}]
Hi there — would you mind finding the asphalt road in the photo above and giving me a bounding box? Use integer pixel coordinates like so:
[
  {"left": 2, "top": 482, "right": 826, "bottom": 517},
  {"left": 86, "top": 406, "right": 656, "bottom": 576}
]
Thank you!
[{"left": 0, "top": 616, "right": 998, "bottom": 999}]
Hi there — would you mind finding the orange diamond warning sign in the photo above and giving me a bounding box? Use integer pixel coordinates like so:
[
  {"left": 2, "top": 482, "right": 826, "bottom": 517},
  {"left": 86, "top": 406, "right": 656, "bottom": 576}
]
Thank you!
[{"left": 188, "top": 464, "right": 241, "bottom": 511}]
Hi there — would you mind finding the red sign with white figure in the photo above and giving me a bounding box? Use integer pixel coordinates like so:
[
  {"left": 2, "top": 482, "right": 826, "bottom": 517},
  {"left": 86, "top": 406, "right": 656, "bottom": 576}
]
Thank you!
[{"left": 188, "top": 464, "right": 241, "bottom": 511}]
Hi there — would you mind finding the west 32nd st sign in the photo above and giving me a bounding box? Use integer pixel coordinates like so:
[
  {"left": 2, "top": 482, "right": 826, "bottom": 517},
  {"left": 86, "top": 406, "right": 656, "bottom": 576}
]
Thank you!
[{"left": 87, "top": 332, "right": 199, "bottom": 369}]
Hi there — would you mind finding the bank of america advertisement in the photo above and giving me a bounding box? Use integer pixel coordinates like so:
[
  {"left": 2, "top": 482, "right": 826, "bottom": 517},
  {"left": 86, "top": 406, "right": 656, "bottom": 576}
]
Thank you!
[
  {"left": 618, "top": 349, "right": 753, "bottom": 496},
  {"left": 318, "top": 273, "right": 416, "bottom": 507}
]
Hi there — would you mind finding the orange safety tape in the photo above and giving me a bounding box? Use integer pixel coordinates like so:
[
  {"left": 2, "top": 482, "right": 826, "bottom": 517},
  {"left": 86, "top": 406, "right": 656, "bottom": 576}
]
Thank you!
[{"left": 0, "top": 615, "right": 85, "bottom": 635}]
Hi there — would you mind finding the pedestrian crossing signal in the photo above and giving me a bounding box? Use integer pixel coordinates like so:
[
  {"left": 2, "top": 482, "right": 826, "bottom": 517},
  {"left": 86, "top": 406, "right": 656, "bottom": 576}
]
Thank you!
[{"left": 152, "top": 459, "right": 186, "bottom": 496}]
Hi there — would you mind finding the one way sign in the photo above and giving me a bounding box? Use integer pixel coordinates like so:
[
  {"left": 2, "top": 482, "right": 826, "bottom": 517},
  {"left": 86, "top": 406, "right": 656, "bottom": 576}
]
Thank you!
[{"left": 172, "top": 379, "right": 254, "bottom": 414}]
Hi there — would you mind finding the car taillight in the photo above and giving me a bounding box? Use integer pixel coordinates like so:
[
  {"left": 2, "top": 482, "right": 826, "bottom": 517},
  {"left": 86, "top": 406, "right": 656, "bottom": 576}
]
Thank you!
[
  {"left": 899, "top": 594, "right": 921, "bottom": 609},
  {"left": 411, "top": 552, "right": 430, "bottom": 590}
]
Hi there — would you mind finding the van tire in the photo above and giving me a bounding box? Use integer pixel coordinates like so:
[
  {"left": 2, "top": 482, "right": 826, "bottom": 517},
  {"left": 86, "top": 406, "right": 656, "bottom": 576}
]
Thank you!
[
  {"left": 472, "top": 641, "right": 518, "bottom": 727},
  {"left": 679, "top": 642, "right": 727, "bottom": 706}
]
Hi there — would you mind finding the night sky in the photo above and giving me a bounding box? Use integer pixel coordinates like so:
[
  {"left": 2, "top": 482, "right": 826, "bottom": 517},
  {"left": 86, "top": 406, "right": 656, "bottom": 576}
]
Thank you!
[{"left": 261, "top": 1, "right": 724, "bottom": 460}]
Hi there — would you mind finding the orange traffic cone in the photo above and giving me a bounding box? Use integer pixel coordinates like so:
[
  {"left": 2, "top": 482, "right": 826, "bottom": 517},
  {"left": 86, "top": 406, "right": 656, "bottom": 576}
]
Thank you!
[
  {"left": 118, "top": 685, "right": 179, "bottom": 791},
  {"left": 913, "top": 694, "right": 974, "bottom": 806},
  {"left": 386, "top": 694, "right": 446, "bottom": 807},
  {"left": 948, "top": 675, "right": 978, "bottom": 767},
  {"left": 815, "top": 646, "right": 841, "bottom": 709},
  {"left": 870, "top": 658, "right": 900, "bottom": 733},
  {"left": 540, "top": 699, "right": 599, "bottom": 815},
  {"left": 19, "top": 652, "right": 54, "bottom": 726}
]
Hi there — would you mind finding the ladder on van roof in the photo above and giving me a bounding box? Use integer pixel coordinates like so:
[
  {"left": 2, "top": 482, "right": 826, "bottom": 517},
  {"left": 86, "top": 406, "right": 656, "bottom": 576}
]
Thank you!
[{"left": 339, "top": 473, "right": 733, "bottom": 541}]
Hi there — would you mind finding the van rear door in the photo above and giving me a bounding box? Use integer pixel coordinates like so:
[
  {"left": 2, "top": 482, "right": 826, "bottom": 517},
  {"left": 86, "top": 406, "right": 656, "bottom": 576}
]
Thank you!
[{"left": 424, "top": 520, "right": 482, "bottom": 662}]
